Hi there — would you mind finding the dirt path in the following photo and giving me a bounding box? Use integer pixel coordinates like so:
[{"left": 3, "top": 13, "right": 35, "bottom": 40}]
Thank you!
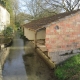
[{"left": 23, "top": 41, "right": 57, "bottom": 80}]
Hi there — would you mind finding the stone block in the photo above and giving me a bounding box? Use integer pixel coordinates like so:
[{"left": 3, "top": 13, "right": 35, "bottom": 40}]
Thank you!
[{"left": 46, "top": 11, "right": 80, "bottom": 53}]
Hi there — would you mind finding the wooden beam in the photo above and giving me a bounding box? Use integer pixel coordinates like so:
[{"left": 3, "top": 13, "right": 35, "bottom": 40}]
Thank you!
[
  {"left": 36, "top": 48, "right": 55, "bottom": 69},
  {"left": 34, "top": 31, "right": 37, "bottom": 48}
]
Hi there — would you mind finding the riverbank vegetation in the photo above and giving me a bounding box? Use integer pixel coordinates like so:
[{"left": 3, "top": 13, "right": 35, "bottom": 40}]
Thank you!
[
  {"left": 2, "top": 26, "right": 13, "bottom": 38},
  {"left": 54, "top": 53, "right": 80, "bottom": 80},
  {"left": 0, "top": 26, "right": 14, "bottom": 46}
]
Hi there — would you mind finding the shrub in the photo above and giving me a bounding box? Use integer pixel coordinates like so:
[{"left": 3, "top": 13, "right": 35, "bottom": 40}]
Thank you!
[{"left": 3, "top": 26, "right": 13, "bottom": 38}]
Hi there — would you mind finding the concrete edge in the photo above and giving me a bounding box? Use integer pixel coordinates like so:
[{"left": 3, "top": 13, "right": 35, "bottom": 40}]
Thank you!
[{"left": 0, "top": 47, "right": 10, "bottom": 80}]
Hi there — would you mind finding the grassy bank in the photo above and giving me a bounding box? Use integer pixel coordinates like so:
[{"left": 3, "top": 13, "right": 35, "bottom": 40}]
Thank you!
[{"left": 54, "top": 53, "right": 80, "bottom": 80}]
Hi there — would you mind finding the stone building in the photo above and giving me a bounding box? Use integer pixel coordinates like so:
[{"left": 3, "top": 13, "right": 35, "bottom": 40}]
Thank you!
[
  {"left": 23, "top": 10, "right": 80, "bottom": 63},
  {"left": 0, "top": 5, "right": 10, "bottom": 32}
]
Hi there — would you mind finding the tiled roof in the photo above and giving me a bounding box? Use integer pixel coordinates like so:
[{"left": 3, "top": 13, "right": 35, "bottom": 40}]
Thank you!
[{"left": 23, "top": 10, "right": 80, "bottom": 31}]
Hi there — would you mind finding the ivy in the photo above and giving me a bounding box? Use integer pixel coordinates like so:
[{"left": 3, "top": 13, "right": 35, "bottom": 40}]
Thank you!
[{"left": 0, "top": 0, "right": 6, "bottom": 7}]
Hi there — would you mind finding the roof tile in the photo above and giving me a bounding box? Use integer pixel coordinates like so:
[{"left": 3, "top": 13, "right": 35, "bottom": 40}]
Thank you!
[{"left": 23, "top": 10, "right": 80, "bottom": 31}]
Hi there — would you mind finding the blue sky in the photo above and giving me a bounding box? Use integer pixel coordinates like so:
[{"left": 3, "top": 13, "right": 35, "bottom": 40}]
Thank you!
[{"left": 19, "top": 0, "right": 29, "bottom": 13}]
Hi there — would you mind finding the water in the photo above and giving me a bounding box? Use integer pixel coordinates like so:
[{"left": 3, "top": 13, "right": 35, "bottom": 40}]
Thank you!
[
  {"left": 2, "top": 33, "right": 57, "bottom": 80},
  {"left": 2, "top": 33, "right": 27, "bottom": 80},
  {"left": 23, "top": 41, "right": 57, "bottom": 80}
]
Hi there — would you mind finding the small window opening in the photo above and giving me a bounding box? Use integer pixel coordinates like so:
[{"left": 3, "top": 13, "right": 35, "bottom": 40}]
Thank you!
[{"left": 55, "top": 25, "right": 59, "bottom": 30}]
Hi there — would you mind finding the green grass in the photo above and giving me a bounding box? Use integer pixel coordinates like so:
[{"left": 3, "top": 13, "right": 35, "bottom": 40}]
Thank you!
[{"left": 54, "top": 53, "right": 80, "bottom": 80}]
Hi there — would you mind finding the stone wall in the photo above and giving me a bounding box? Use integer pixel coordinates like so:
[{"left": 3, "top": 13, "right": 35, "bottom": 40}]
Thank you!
[
  {"left": 0, "top": 45, "right": 10, "bottom": 80},
  {"left": 49, "top": 49, "right": 80, "bottom": 64},
  {"left": 0, "top": 5, "right": 10, "bottom": 32},
  {"left": 0, "top": 47, "right": 10, "bottom": 67},
  {"left": 46, "top": 11, "right": 80, "bottom": 53}
]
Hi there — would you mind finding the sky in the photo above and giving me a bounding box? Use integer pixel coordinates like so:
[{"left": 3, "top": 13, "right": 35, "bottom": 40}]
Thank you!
[
  {"left": 18, "top": 0, "right": 80, "bottom": 14},
  {"left": 19, "top": 0, "right": 30, "bottom": 14}
]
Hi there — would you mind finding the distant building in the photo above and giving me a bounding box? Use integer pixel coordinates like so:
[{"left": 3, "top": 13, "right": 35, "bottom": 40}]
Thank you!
[
  {"left": 0, "top": 5, "right": 10, "bottom": 32},
  {"left": 23, "top": 20, "right": 30, "bottom": 24}
]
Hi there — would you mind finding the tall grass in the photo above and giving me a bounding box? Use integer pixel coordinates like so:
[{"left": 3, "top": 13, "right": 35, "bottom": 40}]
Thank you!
[{"left": 55, "top": 54, "right": 80, "bottom": 80}]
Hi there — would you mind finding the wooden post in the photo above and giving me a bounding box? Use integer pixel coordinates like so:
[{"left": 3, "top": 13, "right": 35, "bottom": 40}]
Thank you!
[
  {"left": 34, "top": 31, "right": 37, "bottom": 48},
  {"left": 0, "top": 45, "right": 1, "bottom": 50},
  {"left": 36, "top": 48, "right": 55, "bottom": 69}
]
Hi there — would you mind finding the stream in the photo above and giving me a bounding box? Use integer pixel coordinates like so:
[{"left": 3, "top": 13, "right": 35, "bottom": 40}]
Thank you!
[{"left": 2, "top": 33, "right": 57, "bottom": 80}]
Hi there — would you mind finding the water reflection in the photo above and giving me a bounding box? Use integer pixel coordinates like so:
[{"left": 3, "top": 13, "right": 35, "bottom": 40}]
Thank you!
[
  {"left": 23, "top": 41, "right": 57, "bottom": 80},
  {"left": 2, "top": 33, "right": 57, "bottom": 80},
  {"left": 2, "top": 34, "right": 27, "bottom": 80}
]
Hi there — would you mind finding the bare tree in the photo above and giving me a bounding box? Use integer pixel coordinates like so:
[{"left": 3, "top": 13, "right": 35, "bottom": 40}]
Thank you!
[
  {"left": 20, "top": 0, "right": 80, "bottom": 20},
  {"left": 11, "top": 0, "right": 21, "bottom": 25},
  {"left": 43, "top": 0, "right": 80, "bottom": 12},
  {"left": 62, "top": 0, "right": 80, "bottom": 11},
  {"left": 16, "top": 12, "right": 32, "bottom": 25},
  {"left": 22, "top": 0, "right": 43, "bottom": 18},
  {"left": 21, "top": 0, "right": 61, "bottom": 20}
]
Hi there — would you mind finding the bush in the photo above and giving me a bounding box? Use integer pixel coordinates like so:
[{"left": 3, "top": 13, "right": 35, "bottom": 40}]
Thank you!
[{"left": 3, "top": 26, "right": 13, "bottom": 38}]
